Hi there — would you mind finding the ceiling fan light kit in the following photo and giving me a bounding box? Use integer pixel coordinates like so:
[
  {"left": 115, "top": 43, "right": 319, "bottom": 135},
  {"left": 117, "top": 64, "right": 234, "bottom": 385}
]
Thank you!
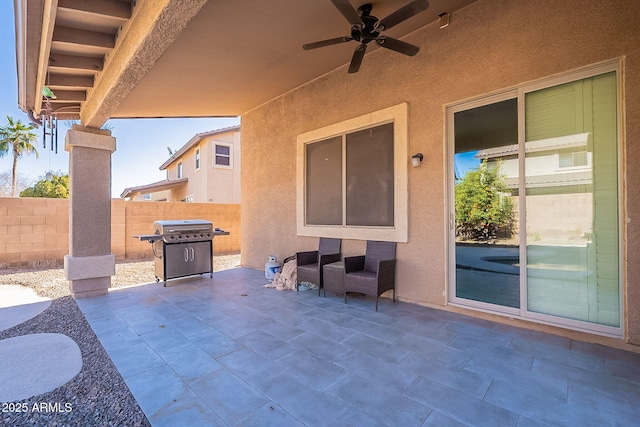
[{"left": 303, "top": 0, "right": 430, "bottom": 73}]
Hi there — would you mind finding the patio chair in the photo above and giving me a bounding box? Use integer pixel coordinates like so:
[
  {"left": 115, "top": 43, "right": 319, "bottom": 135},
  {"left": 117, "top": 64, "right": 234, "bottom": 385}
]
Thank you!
[
  {"left": 296, "top": 238, "right": 342, "bottom": 295},
  {"left": 344, "top": 241, "right": 396, "bottom": 311}
]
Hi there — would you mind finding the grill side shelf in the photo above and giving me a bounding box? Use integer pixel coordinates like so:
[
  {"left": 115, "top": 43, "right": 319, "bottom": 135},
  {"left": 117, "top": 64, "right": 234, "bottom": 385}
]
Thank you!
[{"left": 134, "top": 234, "right": 162, "bottom": 243}]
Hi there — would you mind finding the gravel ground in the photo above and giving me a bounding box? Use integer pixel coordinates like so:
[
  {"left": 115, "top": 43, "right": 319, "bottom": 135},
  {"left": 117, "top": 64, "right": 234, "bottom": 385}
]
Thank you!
[
  {"left": 0, "top": 254, "right": 241, "bottom": 426},
  {"left": 0, "top": 297, "right": 151, "bottom": 427},
  {"left": 0, "top": 253, "right": 241, "bottom": 299}
]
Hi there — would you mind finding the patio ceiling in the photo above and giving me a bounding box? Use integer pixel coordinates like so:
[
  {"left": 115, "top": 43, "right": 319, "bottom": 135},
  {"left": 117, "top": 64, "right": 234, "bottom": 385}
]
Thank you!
[{"left": 16, "top": 0, "right": 477, "bottom": 128}]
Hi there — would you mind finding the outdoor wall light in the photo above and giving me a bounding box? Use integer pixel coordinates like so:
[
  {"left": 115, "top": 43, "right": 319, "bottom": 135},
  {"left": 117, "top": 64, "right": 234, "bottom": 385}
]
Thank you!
[{"left": 411, "top": 153, "right": 424, "bottom": 168}]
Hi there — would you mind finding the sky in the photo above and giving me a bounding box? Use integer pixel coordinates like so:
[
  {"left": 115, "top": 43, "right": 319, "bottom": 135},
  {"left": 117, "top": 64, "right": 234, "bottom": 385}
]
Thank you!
[{"left": 0, "top": 2, "right": 240, "bottom": 197}]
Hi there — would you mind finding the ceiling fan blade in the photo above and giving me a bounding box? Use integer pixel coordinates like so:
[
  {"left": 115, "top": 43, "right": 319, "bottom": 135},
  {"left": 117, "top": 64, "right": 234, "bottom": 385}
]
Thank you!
[
  {"left": 375, "top": 37, "right": 420, "bottom": 56},
  {"left": 303, "top": 36, "right": 353, "bottom": 50},
  {"left": 348, "top": 44, "right": 367, "bottom": 73},
  {"left": 377, "top": 0, "right": 429, "bottom": 31},
  {"left": 331, "top": 0, "right": 363, "bottom": 26}
]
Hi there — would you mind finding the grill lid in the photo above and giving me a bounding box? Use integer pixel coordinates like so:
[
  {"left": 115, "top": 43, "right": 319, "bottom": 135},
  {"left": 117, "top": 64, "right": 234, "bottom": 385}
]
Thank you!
[{"left": 154, "top": 219, "right": 213, "bottom": 235}]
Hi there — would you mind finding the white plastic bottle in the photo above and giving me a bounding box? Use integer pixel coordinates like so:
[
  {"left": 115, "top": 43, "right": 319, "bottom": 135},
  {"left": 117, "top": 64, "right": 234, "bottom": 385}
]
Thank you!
[{"left": 265, "top": 255, "right": 281, "bottom": 280}]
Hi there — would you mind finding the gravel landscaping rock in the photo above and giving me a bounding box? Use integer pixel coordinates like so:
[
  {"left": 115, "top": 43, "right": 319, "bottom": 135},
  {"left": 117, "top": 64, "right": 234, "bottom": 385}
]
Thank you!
[
  {"left": 0, "top": 254, "right": 241, "bottom": 300},
  {"left": 0, "top": 297, "right": 150, "bottom": 427}
]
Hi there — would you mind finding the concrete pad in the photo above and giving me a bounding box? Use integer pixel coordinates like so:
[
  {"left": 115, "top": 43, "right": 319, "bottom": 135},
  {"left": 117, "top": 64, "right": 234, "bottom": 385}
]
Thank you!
[
  {"left": 0, "top": 285, "right": 50, "bottom": 308},
  {"left": 0, "top": 333, "right": 82, "bottom": 402},
  {"left": 0, "top": 285, "right": 51, "bottom": 332}
]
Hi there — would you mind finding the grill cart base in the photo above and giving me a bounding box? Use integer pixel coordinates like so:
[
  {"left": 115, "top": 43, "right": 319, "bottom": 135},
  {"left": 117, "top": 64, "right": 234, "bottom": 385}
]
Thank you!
[{"left": 135, "top": 219, "right": 229, "bottom": 287}]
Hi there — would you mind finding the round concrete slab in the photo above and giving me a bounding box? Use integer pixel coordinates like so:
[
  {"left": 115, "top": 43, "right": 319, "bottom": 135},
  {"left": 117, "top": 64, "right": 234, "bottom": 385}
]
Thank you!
[
  {"left": 0, "top": 333, "right": 82, "bottom": 402},
  {"left": 0, "top": 285, "right": 51, "bottom": 332}
]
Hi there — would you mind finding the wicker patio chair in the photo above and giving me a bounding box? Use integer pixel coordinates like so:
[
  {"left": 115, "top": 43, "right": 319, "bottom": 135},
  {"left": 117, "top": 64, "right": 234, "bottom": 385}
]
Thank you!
[
  {"left": 344, "top": 241, "right": 397, "bottom": 311},
  {"left": 296, "top": 238, "right": 341, "bottom": 295}
]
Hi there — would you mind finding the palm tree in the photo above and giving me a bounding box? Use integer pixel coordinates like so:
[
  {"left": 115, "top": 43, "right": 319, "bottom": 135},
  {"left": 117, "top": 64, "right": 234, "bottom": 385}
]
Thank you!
[{"left": 0, "top": 116, "right": 39, "bottom": 197}]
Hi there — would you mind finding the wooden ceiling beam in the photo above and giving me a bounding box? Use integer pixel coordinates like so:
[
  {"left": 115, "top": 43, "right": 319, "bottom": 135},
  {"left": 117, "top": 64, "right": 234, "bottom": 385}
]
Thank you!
[
  {"left": 48, "top": 53, "right": 103, "bottom": 72},
  {"left": 45, "top": 89, "right": 86, "bottom": 102},
  {"left": 46, "top": 74, "right": 94, "bottom": 89},
  {"left": 57, "top": 0, "right": 131, "bottom": 20},
  {"left": 53, "top": 26, "right": 115, "bottom": 49}
]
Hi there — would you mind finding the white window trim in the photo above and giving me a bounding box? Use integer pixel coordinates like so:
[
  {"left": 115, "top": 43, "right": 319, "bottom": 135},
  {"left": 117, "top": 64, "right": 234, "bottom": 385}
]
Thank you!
[
  {"left": 297, "top": 103, "right": 408, "bottom": 242},
  {"left": 213, "top": 141, "right": 233, "bottom": 169},
  {"left": 185, "top": 194, "right": 195, "bottom": 203},
  {"left": 195, "top": 146, "right": 201, "bottom": 172},
  {"left": 177, "top": 162, "right": 183, "bottom": 179}
]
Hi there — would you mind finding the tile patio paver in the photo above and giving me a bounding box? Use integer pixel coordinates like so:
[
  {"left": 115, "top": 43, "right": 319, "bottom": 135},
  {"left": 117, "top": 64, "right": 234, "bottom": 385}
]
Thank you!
[{"left": 76, "top": 267, "right": 640, "bottom": 426}]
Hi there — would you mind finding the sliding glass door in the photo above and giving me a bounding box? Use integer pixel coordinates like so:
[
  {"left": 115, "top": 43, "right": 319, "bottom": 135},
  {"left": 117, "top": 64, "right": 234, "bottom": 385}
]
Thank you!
[
  {"left": 453, "top": 97, "right": 520, "bottom": 309},
  {"left": 524, "top": 72, "right": 620, "bottom": 328},
  {"left": 448, "top": 65, "right": 621, "bottom": 334}
]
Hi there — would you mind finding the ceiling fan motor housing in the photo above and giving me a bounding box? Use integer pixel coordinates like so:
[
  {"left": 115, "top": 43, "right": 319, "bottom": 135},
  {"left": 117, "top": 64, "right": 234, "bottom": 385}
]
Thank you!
[{"left": 352, "top": 4, "right": 379, "bottom": 44}]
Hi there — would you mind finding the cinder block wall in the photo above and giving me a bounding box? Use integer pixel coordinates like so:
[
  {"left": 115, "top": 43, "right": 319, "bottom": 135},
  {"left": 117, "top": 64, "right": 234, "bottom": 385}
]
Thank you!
[
  {"left": 124, "top": 201, "right": 241, "bottom": 260},
  {"left": 0, "top": 198, "right": 68, "bottom": 268},
  {"left": 0, "top": 197, "right": 240, "bottom": 268}
]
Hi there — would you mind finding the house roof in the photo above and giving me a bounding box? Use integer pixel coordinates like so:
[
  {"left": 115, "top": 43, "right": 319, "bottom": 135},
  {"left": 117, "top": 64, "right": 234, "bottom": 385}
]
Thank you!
[
  {"left": 14, "top": 0, "right": 477, "bottom": 127},
  {"left": 120, "top": 177, "right": 188, "bottom": 199},
  {"left": 159, "top": 125, "right": 240, "bottom": 170}
]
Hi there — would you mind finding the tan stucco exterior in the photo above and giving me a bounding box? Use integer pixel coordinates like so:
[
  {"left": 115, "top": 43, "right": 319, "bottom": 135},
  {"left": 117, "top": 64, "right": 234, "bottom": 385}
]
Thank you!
[
  {"left": 164, "top": 129, "right": 241, "bottom": 204},
  {"left": 241, "top": 0, "right": 640, "bottom": 348}
]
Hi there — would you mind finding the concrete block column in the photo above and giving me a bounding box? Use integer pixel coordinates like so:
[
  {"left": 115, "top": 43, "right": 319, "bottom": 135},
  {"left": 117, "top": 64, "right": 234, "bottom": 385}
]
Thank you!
[{"left": 63, "top": 125, "right": 116, "bottom": 298}]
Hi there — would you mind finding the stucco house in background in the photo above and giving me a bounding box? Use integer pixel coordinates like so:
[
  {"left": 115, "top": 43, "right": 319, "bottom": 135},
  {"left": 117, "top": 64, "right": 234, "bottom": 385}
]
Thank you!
[
  {"left": 120, "top": 126, "right": 241, "bottom": 203},
  {"left": 13, "top": 0, "right": 640, "bottom": 351}
]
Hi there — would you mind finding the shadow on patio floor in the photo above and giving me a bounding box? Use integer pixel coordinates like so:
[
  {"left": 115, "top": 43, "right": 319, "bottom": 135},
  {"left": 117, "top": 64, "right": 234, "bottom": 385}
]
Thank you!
[{"left": 77, "top": 267, "right": 640, "bottom": 426}]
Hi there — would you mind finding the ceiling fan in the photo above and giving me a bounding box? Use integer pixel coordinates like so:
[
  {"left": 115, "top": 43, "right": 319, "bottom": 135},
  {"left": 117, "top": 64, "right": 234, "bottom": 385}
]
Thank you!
[{"left": 303, "top": 0, "right": 430, "bottom": 73}]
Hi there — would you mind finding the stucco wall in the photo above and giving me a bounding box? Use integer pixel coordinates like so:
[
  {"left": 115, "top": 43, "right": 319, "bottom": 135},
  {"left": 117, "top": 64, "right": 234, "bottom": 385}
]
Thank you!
[
  {"left": 163, "top": 131, "right": 241, "bottom": 203},
  {"left": 0, "top": 198, "right": 240, "bottom": 268},
  {"left": 241, "top": 0, "right": 640, "bottom": 345},
  {"left": 206, "top": 132, "right": 241, "bottom": 204}
]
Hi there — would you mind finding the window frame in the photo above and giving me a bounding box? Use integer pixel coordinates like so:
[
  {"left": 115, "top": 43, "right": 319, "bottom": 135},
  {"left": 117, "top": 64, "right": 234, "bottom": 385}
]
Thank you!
[
  {"left": 177, "top": 162, "right": 183, "bottom": 179},
  {"left": 195, "top": 146, "right": 201, "bottom": 171},
  {"left": 445, "top": 59, "right": 623, "bottom": 337},
  {"left": 297, "top": 103, "right": 408, "bottom": 242},
  {"left": 213, "top": 141, "right": 233, "bottom": 169}
]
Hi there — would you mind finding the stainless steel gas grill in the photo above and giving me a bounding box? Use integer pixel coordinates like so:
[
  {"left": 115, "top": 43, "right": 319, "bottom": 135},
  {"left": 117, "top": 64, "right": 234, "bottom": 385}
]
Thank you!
[{"left": 135, "top": 219, "right": 229, "bottom": 286}]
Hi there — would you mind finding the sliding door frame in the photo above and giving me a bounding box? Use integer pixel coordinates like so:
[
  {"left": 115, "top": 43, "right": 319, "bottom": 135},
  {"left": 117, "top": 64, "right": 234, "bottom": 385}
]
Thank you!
[{"left": 446, "top": 59, "right": 624, "bottom": 337}]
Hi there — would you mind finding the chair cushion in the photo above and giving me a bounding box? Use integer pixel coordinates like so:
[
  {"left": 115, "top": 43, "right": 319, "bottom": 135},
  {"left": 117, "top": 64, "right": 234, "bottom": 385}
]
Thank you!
[
  {"left": 297, "top": 263, "right": 318, "bottom": 273},
  {"left": 297, "top": 263, "right": 319, "bottom": 285},
  {"left": 348, "top": 270, "right": 376, "bottom": 279}
]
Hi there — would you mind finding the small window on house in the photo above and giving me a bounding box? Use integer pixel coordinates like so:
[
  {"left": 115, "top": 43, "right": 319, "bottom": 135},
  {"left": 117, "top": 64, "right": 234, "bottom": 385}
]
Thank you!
[
  {"left": 143, "top": 193, "right": 151, "bottom": 200},
  {"left": 195, "top": 148, "right": 201, "bottom": 170},
  {"left": 214, "top": 143, "right": 232, "bottom": 168},
  {"left": 186, "top": 195, "right": 195, "bottom": 203},
  {"left": 177, "top": 162, "right": 183, "bottom": 178}
]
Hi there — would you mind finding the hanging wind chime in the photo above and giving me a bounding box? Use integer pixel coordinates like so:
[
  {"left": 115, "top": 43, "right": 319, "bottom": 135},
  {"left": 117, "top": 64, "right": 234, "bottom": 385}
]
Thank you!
[{"left": 40, "top": 86, "right": 59, "bottom": 154}]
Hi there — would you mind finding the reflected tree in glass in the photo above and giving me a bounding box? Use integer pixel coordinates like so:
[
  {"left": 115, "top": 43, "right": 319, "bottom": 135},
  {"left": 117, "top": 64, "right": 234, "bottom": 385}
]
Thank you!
[{"left": 455, "top": 160, "right": 514, "bottom": 242}]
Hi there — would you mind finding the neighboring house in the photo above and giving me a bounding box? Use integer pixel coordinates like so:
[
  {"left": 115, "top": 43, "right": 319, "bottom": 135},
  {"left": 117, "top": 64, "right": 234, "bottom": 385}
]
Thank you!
[
  {"left": 120, "top": 126, "right": 241, "bottom": 203},
  {"left": 475, "top": 132, "right": 594, "bottom": 242}
]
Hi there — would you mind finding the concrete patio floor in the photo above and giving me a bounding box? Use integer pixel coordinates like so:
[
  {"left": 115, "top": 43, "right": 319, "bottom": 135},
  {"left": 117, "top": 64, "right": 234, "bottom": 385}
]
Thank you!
[{"left": 76, "top": 267, "right": 640, "bottom": 426}]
